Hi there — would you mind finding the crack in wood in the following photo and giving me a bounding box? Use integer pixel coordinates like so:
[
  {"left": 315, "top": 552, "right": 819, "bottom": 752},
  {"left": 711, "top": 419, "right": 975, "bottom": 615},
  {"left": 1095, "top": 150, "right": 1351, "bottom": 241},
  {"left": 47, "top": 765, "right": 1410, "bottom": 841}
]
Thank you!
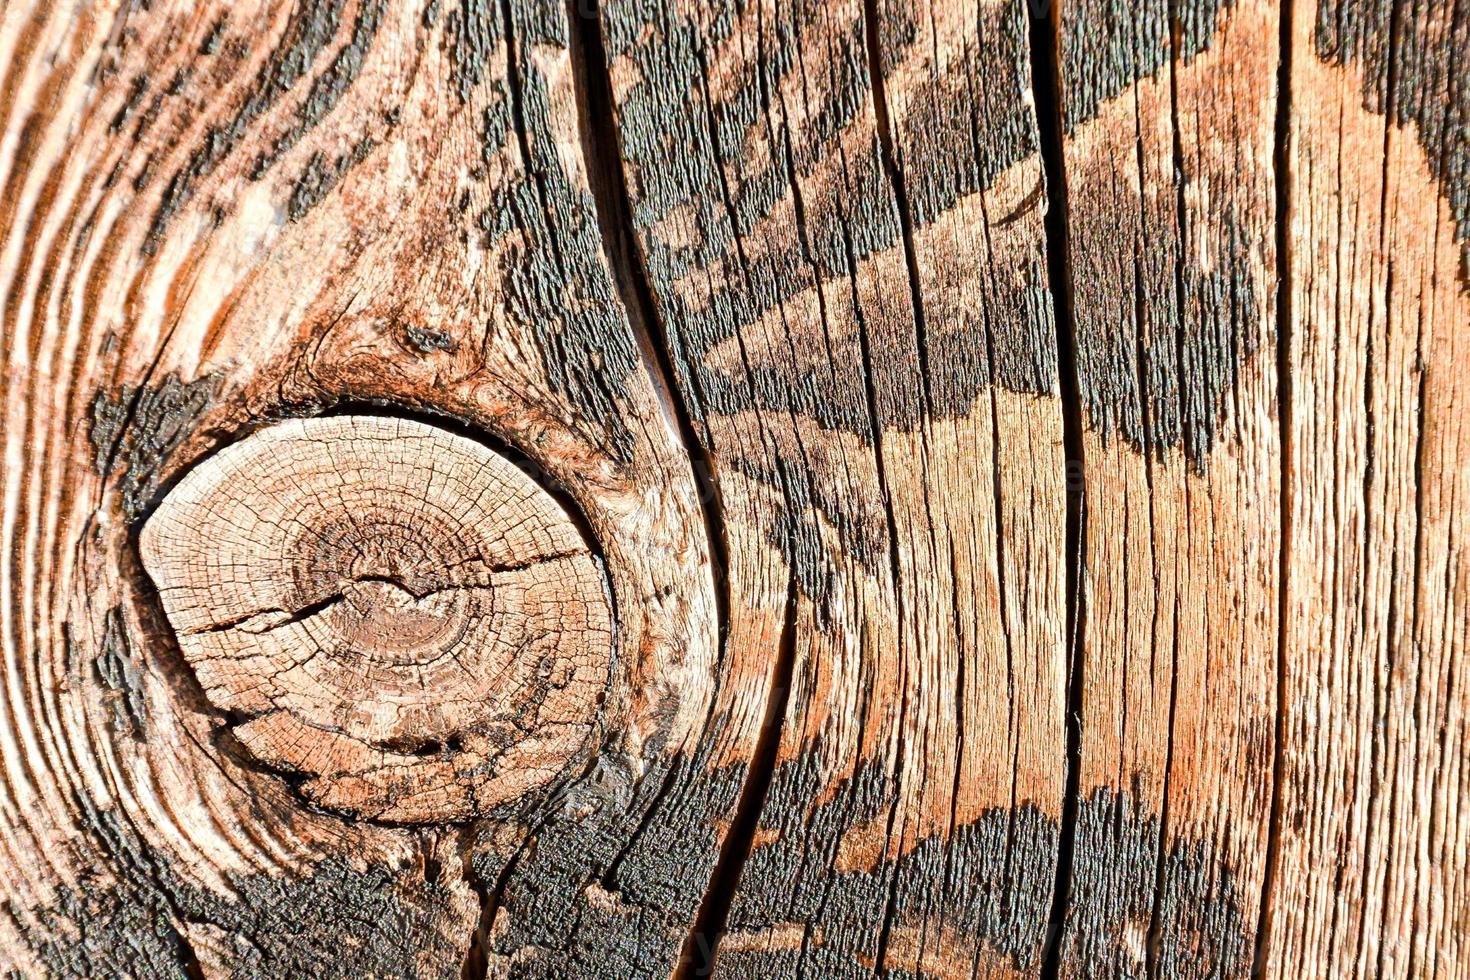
[
  {"left": 1142, "top": 3, "right": 1195, "bottom": 973},
  {"left": 1253, "top": 0, "right": 1295, "bottom": 970},
  {"left": 461, "top": 831, "right": 529, "bottom": 980},
  {"left": 89, "top": 372, "right": 218, "bottom": 521},
  {"left": 564, "top": 0, "right": 732, "bottom": 643},
  {"left": 857, "top": 3, "right": 940, "bottom": 969},
  {"left": 183, "top": 555, "right": 584, "bottom": 637},
  {"left": 678, "top": 578, "right": 798, "bottom": 979},
  {"left": 1026, "top": 4, "right": 1090, "bottom": 978},
  {"left": 566, "top": 2, "right": 787, "bottom": 974}
]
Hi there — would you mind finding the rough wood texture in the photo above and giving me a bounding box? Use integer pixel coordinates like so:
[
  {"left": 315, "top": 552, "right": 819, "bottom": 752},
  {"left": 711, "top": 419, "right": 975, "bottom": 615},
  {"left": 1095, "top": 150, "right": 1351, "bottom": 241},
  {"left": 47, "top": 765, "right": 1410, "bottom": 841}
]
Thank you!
[
  {"left": 1047, "top": 0, "right": 1281, "bottom": 974},
  {"left": 2, "top": 0, "right": 1468, "bottom": 976},
  {"left": 1268, "top": 0, "right": 1470, "bottom": 974},
  {"left": 0, "top": 0, "right": 717, "bottom": 975},
  {"left": 600, "top": 0, "right": 1068, "bottom": 973}
]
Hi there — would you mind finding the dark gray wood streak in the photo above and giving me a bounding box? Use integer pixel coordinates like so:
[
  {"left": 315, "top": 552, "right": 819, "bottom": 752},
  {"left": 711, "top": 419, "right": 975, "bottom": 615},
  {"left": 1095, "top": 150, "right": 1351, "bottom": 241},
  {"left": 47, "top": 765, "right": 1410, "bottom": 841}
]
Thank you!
[
  {"left": 146, "top": 0, "right": 388, "bottom": 254},
  {"left": 1058, "top": 0, "right": 1260, "bottom": 468},
  {"left": 1313, "top": 0, "right": 1470, "bottom": 263}
]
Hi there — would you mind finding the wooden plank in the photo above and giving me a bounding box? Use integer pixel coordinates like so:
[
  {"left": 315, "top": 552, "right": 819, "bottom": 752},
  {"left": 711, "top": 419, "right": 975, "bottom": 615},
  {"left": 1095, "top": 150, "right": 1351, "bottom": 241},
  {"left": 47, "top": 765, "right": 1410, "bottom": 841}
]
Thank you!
[
  {"left": 598, "top": 0, "right": 1069, "bottom": 974},
  {"left": 0, "top": 0, "right": 721, "bottom": 975},
  {"left": 1267, "top": 0, "right": 1470, "bottom": 973},
  {"left": 1046, "top": 0, "right": 1283, "bottom": 974},
  {"left": 2, "top": 0, "right": 1468, "bottom": 975}
]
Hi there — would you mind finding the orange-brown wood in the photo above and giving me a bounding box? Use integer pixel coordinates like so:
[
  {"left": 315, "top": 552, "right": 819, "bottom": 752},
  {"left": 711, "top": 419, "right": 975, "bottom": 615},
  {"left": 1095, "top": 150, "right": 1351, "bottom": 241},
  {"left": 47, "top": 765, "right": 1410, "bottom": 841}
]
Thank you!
[
  {"left": 1267, "top": 0, "right": 1470, "bottom": 974},
  {"left": 0, "top": 0, "right": 1466, "bottom": 976},
  {"left": 1046, "top": 0, "right": 1282, "bottom": 973}
]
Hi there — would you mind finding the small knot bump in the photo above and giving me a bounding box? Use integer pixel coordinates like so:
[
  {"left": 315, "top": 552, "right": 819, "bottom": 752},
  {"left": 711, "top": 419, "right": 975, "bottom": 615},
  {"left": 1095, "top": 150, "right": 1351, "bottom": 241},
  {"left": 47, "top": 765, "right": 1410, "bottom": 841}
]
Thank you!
[{"left": 140, "top": 415, "right": 613, "bottom": 823}]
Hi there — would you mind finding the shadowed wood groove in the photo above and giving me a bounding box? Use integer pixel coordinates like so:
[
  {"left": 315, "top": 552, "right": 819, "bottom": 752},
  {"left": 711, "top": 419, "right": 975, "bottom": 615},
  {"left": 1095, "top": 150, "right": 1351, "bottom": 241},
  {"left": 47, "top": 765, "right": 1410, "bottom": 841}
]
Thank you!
[
  {"left": 1253, "top": 0, "right": 1295, "bottom": 970},
  {"left": 1026, "top": 4, "right": 1091, "bottom": 977}
]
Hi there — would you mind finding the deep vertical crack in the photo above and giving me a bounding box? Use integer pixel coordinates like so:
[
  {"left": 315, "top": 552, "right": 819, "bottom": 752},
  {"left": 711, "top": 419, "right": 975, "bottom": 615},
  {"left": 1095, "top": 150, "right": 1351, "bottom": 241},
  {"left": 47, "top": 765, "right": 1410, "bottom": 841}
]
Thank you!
[
  {"left": 1143, "top": 6, "right": 1195, "bottom": 975},
  {"left": 460, "top": 877, "right": 491, "bottom": 980},
  {"left": 1027, "top": 2, "right": 1089, "bottom": 977},
  {"left": 856, "top": 1, "right": 935, "bottom": 970},
  {"left": 565, "top": 4, "right": 795, "bottom": 976},
  {"left": 565, "top": 0, "right": 729, "bottom": 650},
  {"left": 679, "top": 577, "right": 798, "bottom": 978},
  {"left": 175, "top": 924, "right": 206, "bottom": 980},
  {"left": 1254, "top": 0, "right": 1294, "bottom": 973},
  {"left": 860, "top": 0, "right": 937, "bottom": 424},
  {"left": 461, "top": 831, "right": 529, "bottom": 980}
]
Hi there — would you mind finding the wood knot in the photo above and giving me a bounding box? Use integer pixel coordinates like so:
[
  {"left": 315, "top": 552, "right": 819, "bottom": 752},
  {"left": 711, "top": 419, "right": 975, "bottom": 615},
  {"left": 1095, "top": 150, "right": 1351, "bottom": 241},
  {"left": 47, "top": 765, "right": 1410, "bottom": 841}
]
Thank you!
[{"left": 140, "top": 415, "right": 613, "bottom": 822}]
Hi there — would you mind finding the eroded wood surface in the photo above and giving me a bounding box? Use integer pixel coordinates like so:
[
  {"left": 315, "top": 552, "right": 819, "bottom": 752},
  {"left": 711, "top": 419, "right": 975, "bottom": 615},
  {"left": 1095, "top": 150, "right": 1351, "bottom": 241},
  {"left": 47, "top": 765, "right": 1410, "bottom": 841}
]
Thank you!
[
  {"left": 600, "top": 0, "right": 1069, "bottom": 974},
  {"left": 1271, "top": 0, "right": 1470, "bottom": 974},
  {"left": 1049, "top": 0, "right": 1281, "bottom": 974},
  {"left": 0, "top": 0, "right": 1465, "bottom": 977},
  {"left": 0, "top": 0, "right": 718, "bottom": 974}
]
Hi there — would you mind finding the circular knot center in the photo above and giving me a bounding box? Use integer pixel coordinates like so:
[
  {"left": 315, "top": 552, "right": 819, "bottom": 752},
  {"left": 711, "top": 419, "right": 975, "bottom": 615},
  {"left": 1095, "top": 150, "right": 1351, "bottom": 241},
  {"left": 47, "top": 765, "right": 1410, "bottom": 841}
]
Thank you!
[{"left": 141, "top": 415, "right": 613, "bottom": 823}]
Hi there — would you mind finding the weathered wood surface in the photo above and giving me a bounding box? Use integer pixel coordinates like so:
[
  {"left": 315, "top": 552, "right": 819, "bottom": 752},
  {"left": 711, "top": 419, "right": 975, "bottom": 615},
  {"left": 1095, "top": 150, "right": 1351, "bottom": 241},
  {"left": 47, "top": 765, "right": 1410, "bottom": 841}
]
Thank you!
[
  {"left": 0, "top": 0, "right": 719, "bottom": 974},
  {"left": 600, "top": 0, "right": 1068, "bottom": 974},
  {"left": 1048, "top": 0, "right": 1281, "bottom": 974},
  {"left": 0, "top": 0, "right": 1464, "bottom": 977},
  {"left": 1272, "top": 0, "right": 1470, "bottom": 974}
]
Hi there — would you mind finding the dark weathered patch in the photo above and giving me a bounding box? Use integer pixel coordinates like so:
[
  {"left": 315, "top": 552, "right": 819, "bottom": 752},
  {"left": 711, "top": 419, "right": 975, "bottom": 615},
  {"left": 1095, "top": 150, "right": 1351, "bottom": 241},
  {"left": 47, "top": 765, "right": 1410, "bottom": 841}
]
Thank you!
[
  {"left": 715, "top": 755, "right": 1054, "bottom": 977},
  {"left": 1057, "top": 0, "right": 1271, "bottom": 465},
  {"left": 254, "top": 0, "right": 386, "bottom": 179},
  {"left": 200, "top": 15, "right": 229, "bottom": 57},
  {"left": 445, "top": 0, "right": 500, "bottom": 104},
  {"left": 1059, "top": 786, "right": 1249, "bottom": 979},
  {"left": 871, "top": 0, "right": 1059, "bottom": 398},
  {"left": 88, "top": 385, "right": 130, "bottom": 473},
  {"left": 1059, "top": 0, "right": 1234, "bottom": 133},
  {"left": 286, "top": 134, "right": 378, "bottom": 221},
  {"left": 404, "top": 323, "right": 460, "bottom": 353},
  {"left": 109, "top": 73, "right": 151, "bottom": 133},
  {"left": 92, "top": 607, "right": 147, "bottom": 740},
  {"left": 89, "top": 372, "right": 216, "bottom": 521},
  {"left": 457, "top": 0, "right": 642, "bottom": 464},
  {"left": 474, "top": 740, "right": 747, "bottom": 978},
  {"left": 22, "top": 869, "right": 200, "bottom": 979},
  {"left": 1314, "top": 0, "right": 1470, "bottom": 265},
  {"left": 21, "top": 796, "right": 467, "bottom": 979},
  {"left": 146, "top": 0, "right": 384, "bottom": 253},
  {"left": 1067, "top": 194, "right": 1265, "bottom": 465},
  {"left": 716, "top": 762, "right": 1247, "bottom": 979}
]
